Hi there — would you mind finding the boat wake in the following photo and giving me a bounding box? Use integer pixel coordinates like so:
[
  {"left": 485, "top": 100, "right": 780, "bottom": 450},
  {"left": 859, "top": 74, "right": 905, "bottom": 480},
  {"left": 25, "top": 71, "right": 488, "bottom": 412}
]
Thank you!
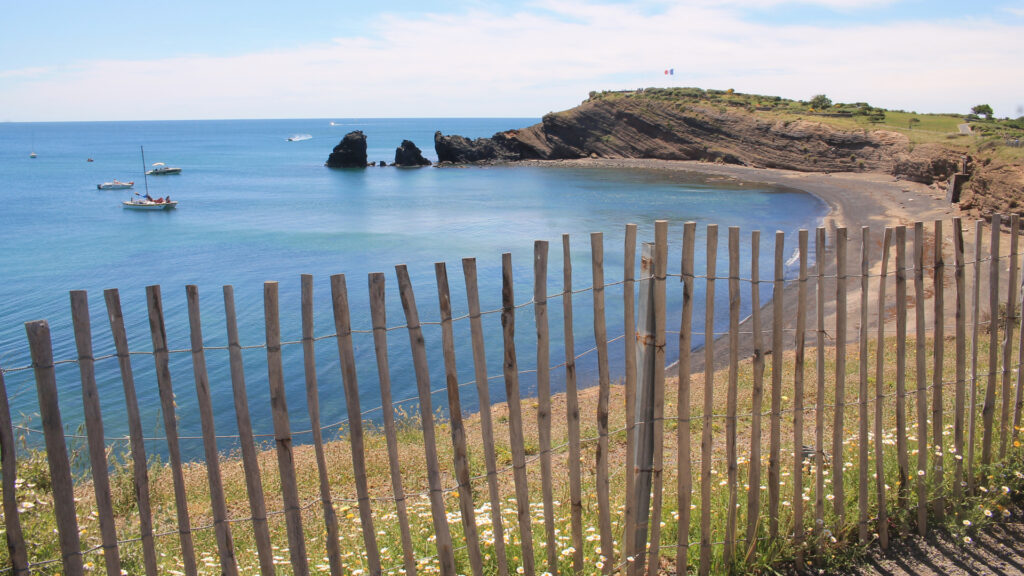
[{"left": 287, "top": 134, "right": 312, "bottom": 142}]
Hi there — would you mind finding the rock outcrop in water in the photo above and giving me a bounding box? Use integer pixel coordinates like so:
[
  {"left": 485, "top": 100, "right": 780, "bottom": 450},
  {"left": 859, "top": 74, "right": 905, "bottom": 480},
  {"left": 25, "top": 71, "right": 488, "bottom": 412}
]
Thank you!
[
  {"left": 326, "top": 131, "right": 368, "bottom": 167},
  {"left": 393, "top": 140, "right": 431, "bottom": 167}
]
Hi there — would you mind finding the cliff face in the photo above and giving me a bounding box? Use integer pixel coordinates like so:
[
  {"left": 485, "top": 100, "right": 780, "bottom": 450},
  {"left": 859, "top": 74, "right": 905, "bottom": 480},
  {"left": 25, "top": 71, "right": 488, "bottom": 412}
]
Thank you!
[
  {"left": 431, "top": 94, "right": 1023, "bottom": 217},
  {"left": 437, "top": 98, "right": 913, "bottom": 173},
  {"left": 435, "top": 98, "right": 998, "bottom": 188},
  {"left": 959, "top": 160, "right": 1024, "bottom": 215}
]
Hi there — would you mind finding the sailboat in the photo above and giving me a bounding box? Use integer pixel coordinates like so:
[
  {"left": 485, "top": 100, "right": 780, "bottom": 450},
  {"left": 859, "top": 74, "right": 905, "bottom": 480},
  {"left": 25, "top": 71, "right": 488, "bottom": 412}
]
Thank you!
[{"left": 123, "top": 146, "right": 177, "bottom": 210}]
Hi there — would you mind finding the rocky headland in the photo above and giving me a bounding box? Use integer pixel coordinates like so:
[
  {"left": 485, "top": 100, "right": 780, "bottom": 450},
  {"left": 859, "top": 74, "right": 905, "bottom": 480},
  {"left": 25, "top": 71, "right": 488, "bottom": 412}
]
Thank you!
[{"left": 431, "top": 88, "right": 1023, "bottom": 218}]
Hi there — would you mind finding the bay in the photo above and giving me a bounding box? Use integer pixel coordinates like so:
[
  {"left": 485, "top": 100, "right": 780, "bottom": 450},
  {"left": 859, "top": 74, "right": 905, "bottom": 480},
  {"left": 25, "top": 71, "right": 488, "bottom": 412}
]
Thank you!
[{"left": 0, "top": 118, "right": 827, "bottom": 460}]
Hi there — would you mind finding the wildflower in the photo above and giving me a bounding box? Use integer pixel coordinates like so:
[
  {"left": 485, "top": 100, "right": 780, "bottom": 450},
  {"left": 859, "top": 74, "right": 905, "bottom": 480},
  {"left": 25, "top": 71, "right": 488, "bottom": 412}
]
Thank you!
[
  {"left": 963, "top": 519, "right": 972, "bottom": 526},
  {"left": 964, "top": 536, "right": 973, "bottom": 544}
]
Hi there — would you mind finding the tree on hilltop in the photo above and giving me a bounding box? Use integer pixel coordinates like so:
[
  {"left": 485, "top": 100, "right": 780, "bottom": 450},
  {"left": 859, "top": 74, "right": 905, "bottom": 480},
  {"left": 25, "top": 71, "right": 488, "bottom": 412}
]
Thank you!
[
  {"left": 809, "top": 94, "right": 832, "bottom": 109},
  {"left": 972, "top": 104, "right": 994, "bottom": 119}
]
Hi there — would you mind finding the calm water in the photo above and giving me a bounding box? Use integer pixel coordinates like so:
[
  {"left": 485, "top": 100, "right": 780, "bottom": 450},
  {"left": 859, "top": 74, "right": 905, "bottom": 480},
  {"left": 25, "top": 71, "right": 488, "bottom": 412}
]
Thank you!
[{"left": 0, "top": 118, "right": 827, "bottom": 459}]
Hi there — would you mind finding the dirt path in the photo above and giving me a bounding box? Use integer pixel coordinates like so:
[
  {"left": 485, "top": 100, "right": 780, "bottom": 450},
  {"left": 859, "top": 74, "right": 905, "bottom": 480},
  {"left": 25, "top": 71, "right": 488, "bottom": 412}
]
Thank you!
[{"left": 847, "top": 510, "right": 1024, "bottom": 575}]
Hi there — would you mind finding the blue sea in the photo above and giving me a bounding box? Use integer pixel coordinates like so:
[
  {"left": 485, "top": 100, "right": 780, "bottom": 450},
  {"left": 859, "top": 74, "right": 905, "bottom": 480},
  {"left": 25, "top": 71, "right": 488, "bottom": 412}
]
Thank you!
[{"left": 0, "top": 118, "right": 827, "bottom": 460}]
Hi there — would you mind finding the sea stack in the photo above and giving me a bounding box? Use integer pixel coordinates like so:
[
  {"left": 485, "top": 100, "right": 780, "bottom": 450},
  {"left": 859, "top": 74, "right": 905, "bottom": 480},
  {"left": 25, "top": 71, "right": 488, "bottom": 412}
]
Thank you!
[
  {"left": 393, "top": 140, "right": 431, "bottom": 167},
  {"left": 326, "top": 131, "right": 368, "bottom": 167}
]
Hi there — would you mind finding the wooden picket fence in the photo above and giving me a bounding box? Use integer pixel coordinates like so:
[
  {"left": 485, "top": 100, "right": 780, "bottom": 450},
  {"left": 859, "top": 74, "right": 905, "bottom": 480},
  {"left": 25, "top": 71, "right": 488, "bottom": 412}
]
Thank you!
[{"left": 2, "top": 215, "right": 1024, "bottom": 576}]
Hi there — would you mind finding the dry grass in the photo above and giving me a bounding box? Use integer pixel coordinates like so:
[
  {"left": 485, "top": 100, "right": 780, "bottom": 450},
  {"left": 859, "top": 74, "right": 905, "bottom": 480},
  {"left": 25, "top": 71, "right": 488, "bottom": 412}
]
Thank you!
[{"left": 5, "top": 330, "right": 1024, "bottom": 574}]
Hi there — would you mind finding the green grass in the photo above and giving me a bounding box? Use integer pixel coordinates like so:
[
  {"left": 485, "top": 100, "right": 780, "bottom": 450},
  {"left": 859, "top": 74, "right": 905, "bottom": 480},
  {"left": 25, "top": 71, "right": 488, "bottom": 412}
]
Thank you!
[
  {"left": 586, "top": 87, "right": 1024, "bottom": 163},
  {"left": 5, "top": 331, "right": 1024, "bottom": 575}
]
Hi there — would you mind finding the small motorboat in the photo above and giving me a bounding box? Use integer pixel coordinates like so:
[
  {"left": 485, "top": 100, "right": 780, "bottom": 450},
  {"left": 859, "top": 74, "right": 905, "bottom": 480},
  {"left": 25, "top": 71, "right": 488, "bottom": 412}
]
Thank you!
[
  {"left": 287, "top": 134, "right": 312, "bottom": 142},
  {"left": 146, "top": 162, "right": 182, "bottom": 175},
  {"left": 97, "top": 179, "right": 134, "bottom": 190},
  {"left": 29, "top": 152, "right": 37, "bottom": 158},
  {"left": 123, "top": 196, "right": 177, "bottom": 210}
]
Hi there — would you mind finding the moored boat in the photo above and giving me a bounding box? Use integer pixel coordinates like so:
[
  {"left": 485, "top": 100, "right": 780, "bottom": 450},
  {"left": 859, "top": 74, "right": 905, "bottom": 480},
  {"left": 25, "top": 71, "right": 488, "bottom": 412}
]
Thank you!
[
  {"left": 97, "top": 180, "right": 134, "bottom": 190},
  {"left": 146, "top": 162, "right": 182, "bottom": 175},
  {"left": 125, "top": 146, "right": 179, "bottom": 211},
  {"left": 123, "top": 196, "right": 177, "bottom": 210}
]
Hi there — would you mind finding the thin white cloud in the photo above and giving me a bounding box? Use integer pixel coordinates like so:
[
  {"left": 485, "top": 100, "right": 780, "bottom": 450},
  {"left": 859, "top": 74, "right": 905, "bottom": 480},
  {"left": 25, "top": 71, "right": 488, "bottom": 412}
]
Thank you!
[{"left": 1, "top": 1, "right": 1022, "bottom": 120}]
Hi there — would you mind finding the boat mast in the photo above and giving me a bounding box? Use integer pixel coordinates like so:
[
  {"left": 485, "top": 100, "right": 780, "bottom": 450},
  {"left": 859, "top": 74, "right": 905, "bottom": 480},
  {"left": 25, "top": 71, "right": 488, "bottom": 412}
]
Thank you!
[{"left": 140, "top": 145, "right": 150, "bottom": 197}]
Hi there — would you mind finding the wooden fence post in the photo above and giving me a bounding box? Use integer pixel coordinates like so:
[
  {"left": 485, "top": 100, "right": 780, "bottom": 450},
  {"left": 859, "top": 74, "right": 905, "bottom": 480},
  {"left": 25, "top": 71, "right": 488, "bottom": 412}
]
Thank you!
[
  {"left": 874, "top": 228, "right": 893, "bottom": 550},
  {"left": 746, "top": 230, "right": 764, "bottom": 549},
  {"left": 895, "top": 226, "right": 909, "bottom": 513},
  {"left": 25, "top": 319, "right": 84, "bottom": 576},
  {"left": 395, "top": 266, "right": 458, "bottom": 576},
  {"left": 264, "top": 281, "right": 310, "bottom": 576},
  {"left": 369, "top": 273, "right": 419, "bottom": 576},
  {"left": 932, "top": 221, "right": 946, "bottom": 522},
  {"left": 913, "top": 223, "right": 928, "bottom": 536},
  {"left": 632, "top": 242, "right": 656, "bottom": 576},
  {"left": 146, "top": 285, "right": 198, "bottom": 576},
  {"left": 698, "top": 224, "right": 718, "bottom": 576},
  {"left": 725, "top": 226, "right": 740, "bottom": 568},
  {"left": 624, "top": 223, "right": 639, "bottom": 567},
  {"left": 591, "top": 234, "right": 614, "bottom": 575},
  {"left": 330, "top": 275, "right": 383, "bottom": 576},
  {"left": 834, "top": 227, "right": 848, "bottom": 526},
  {"left": 436, "top": 263, "right": 485, "bottom": 576},
  {"left": 1001, "top": 215, "right": 1019, "bottom": 458},
  {"left": 857, "top": 227, "right": 870, "bottom": 544},
  {"left": 969, "top": 220, "right": 983, "bottom": 492},
  {"left": 647, "top": 220, "right": 668, "bottom": 576},
  {"left": 221, "top": 285, "right": 276, "bottom": 576},
  {"left": 70, "top": 291, "right": 123, "bottom": 576},
  {"left": 0, "top": 363, "right": 29, "bottom": 574},
  {"left": 769, "top": 231, "right": 785, "bottom": 542},
  {"left": 105, "top": 288, "right": 160, "bottom": 576},
  {"left": 952, "top": 220, "right": 966, "bottom": 511},
  {"left": 793, "top": 229, "right": 808, "bottom": 568},
  {"left": 983, "top": 214, "right": 1002, "bottom": 465},
  {"left": 185, "top": 285, "right": 239, "bottom": 576},
  {"left": 561, "top": 235, "right": 586, "bottom": 575},
  {"left": 814, "top": 226, "right": 826, "bottom": 556},
  {"left": 533, "top": 241, "right": 558, "bottom": 576},
  {"left": 301, "top": 275, "right": 344, "bottom": 576},
  {"left": 677, "top": 222, "right": 697, "bottom": 576},
  {"left": 463, "top": 258, "right": 511, "bottom": 576}
]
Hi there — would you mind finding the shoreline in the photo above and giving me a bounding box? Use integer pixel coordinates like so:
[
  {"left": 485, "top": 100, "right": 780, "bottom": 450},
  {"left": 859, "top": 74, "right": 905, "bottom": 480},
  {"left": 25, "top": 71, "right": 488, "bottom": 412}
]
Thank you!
[
  {"left": 516, "top": 158, "right": 965, "bottom": 374},
  {"left": 515, "top": 157, "right": 959, "bottom": 231}
]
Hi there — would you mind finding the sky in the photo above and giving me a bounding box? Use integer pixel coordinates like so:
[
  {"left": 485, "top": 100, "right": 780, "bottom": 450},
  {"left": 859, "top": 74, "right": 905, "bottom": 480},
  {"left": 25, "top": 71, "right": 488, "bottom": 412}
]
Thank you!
[{"left": 1, "top": 0, "right": 1023, "bottom": 122}]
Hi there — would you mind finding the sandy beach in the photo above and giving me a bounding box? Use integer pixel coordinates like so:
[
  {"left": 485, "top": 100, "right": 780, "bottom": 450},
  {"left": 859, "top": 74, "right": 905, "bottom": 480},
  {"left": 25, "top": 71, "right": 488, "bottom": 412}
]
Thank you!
[{"left": 522, "top": 158, "right": 981, "bottom": 373}]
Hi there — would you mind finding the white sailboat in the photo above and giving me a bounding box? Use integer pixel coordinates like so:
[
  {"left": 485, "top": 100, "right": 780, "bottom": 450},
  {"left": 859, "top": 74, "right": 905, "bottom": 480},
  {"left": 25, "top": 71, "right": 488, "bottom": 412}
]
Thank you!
[{"left": 124, "top": 146, "right": 177, "bottom": 210}]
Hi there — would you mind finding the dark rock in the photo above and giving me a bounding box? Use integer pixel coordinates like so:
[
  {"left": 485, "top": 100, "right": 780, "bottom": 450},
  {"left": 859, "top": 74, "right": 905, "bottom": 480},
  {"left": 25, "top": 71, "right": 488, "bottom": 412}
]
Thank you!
[
  {"left": 892, "top": 143, "right": 964, "bottom": 184},
  {"left": 393, "top": 140, "right": 431, "bottom": 167},
  {"left": 432, "top": 98, "right": 908, "bottom": 173},
  {"left": 326, "top": 131, "right": 368, "bottom": 168},
  {"left": 434, "top": 131, "right": 544, "bottom": 163}
]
